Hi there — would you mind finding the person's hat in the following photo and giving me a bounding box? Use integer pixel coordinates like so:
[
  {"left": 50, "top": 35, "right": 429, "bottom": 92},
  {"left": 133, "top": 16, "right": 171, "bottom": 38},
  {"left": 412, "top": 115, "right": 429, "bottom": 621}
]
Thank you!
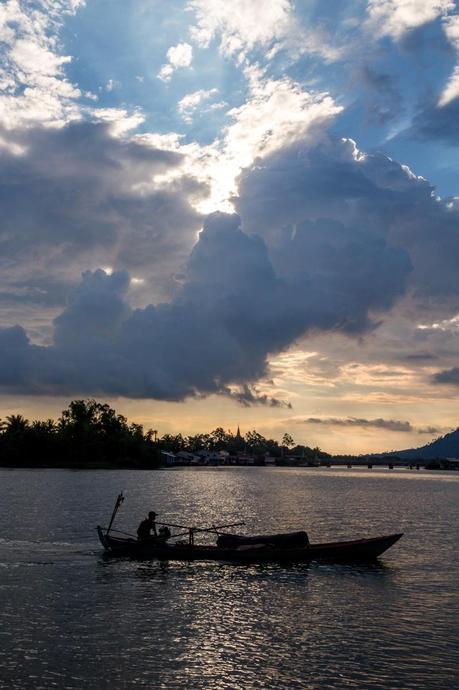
[{"left": 148, "top": 511, "right": 157, "bottom": 518}]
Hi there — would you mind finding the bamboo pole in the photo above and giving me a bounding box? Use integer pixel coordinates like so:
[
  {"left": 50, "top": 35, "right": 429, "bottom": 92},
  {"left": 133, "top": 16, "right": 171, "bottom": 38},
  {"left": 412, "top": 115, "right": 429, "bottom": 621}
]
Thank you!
[{"left": 106, "top": 493, "right": 124, "bottom": 535}]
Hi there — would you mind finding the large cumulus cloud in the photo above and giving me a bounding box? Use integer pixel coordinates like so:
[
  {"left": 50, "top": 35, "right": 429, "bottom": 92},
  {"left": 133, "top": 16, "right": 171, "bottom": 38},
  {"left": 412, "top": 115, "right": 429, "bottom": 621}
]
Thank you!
[
  {"left": 0, "top": 132, "right": 457, "bottom": 402},
  {"left": 236, "top": 136, "right": 459, "bottom": 304},
  {"left": 0, "top": 121, "right": 205, "bottom": 330},
  {"left": 0, "top": 200, "right": 412, "bottom": 400}
]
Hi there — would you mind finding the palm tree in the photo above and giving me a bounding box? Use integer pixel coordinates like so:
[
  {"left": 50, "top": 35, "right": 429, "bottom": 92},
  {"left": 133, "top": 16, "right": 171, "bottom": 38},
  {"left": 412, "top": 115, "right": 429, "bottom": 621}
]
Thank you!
[{"left": 5, "top": 415, "right": 29, "bottom": 434}]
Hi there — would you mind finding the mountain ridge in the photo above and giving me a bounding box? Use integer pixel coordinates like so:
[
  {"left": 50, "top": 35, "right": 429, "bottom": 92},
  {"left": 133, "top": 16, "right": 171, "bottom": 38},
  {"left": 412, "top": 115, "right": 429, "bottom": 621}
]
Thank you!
[{"left": 377, "top": 427, "right": 459, "bottom": 459}]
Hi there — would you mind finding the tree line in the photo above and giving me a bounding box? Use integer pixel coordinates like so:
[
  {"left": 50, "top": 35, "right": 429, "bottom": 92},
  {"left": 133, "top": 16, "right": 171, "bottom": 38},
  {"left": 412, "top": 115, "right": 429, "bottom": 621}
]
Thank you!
[
  {"left": 159, "top": 429, "right": 328, "bottom": 462},
  {"left": 0, "top": 400, "right": 158, "bottom": 468},
  {"left": 0, "top": 399, "right": 328, "bottom": 468}
]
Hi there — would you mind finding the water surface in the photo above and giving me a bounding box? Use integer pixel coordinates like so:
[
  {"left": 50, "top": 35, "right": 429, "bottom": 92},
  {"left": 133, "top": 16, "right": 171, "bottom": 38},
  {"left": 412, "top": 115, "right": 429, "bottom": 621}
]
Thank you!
[{"left": 0, "top": 467, "right": 457, "bottom": 689}]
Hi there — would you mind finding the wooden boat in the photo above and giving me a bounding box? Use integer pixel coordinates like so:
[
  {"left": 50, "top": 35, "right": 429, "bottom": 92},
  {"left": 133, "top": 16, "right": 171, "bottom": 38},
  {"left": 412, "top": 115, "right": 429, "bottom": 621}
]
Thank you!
[
  {"left": 97, "top": 526, "right": 403, "bottom": 563},
  {"left": 97, "top": 495, "right": 402, "bottom": 563}
]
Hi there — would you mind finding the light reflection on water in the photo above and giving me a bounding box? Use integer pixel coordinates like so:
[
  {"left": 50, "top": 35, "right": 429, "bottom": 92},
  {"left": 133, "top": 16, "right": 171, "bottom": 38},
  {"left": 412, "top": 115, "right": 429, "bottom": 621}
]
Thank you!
[{"left": 0, "top": 467, "right": 457, "bottom": 689}]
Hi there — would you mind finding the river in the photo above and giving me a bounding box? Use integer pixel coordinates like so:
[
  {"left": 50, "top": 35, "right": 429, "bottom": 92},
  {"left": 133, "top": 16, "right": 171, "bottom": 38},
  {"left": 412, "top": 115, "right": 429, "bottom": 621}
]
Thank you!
[{"left": 0, "top": 467, "right": 457, "bottom": 689}]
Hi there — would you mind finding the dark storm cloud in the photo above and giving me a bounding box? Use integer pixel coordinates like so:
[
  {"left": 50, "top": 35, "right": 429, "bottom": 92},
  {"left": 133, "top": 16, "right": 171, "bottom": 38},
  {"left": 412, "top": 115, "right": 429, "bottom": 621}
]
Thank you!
[
  {"left": 303, "top": 417, "right": 413, "bottom": 432},
  {"left": 0, "top": 132, "right": 457, "bottom": 401},
  {"left": 53, "top": 270, "right": 132, "bottom": 349},
  {"left": 0, "top": 215, "right": 278, "bottom": 399},
  {"left": 0, "top": 202, "right": 413, "bottom": 400},
  {"left": 236, "top": 137, "right": 429, "bottom": 240},
  {"left": 0, "top": 326, "right": 32, "bottom": 388},
  {"left": 221, "top": 385, "right": 292, "bottom": 408},
  {"left": 236, "top": 136, "right": 459, "bottom": 303},
  {"left": 0, "top": 121, "right": 204, "bottom": 315},
  {"left": 433, "top": 366, "right": 459, "bottom": 385}
]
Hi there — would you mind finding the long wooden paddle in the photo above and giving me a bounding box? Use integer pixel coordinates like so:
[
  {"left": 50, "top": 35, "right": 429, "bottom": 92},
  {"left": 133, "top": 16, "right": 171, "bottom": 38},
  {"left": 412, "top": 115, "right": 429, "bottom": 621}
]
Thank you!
[{"left": 156, "top": 520, "right": 245, "bottom": 534}]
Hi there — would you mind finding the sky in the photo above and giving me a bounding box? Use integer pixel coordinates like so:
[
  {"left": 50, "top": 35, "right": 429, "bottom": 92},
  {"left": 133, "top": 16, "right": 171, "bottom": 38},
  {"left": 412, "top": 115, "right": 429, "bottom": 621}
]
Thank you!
[{"left": 0, "top": 0, "right": 458, "bottom": 454}]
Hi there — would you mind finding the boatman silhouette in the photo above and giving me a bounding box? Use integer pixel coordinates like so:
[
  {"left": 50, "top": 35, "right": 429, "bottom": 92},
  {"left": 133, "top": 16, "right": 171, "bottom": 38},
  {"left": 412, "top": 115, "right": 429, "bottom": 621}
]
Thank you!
[{"left": 137, "top": 511, "right": 158, "bottom": 541}]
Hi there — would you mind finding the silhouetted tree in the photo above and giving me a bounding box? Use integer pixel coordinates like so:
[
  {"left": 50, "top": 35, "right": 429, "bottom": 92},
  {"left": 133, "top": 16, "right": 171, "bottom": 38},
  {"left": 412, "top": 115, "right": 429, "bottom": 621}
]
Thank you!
[
  {"left": 0, "top": 400, "right": 331, "bottom": 468},
  {"left": 159, "top": 433, "right": 185, "bottom": 453},
  {"left": 185, "top": 433, "right": 211, "bottom": 452},
  {"left": 245, "top": 430, "right": 268, "bottom": 456},
  {"left": 0, "top": 400, "right": 159, "bottom": 468},
  {"left": 210, "top": 427, "right": 233, "bottom": 450},
  {"left": 282, "top": 433, "right": 294, "bottom": 449},
  {"left": 5, "top": 414, "right": 30, "bottom": 434}
]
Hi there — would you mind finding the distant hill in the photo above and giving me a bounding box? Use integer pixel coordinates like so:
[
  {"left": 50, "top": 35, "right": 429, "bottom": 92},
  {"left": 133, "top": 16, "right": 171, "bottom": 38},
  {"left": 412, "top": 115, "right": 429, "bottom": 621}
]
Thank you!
[{"left": 379, "top": 427, "right": 459, "bottom": 460}]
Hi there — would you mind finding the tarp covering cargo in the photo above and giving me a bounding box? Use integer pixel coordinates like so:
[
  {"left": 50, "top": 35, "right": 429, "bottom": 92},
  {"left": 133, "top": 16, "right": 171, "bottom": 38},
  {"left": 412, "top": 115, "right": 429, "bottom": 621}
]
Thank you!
[{"left": 216, "top": 531, "right": 309, "bottom": 549}]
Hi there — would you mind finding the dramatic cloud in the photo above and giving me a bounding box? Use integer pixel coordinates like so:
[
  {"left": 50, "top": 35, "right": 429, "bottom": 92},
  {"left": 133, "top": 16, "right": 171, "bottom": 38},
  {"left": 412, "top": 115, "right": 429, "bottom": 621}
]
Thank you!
[
  {"left": 145, "top": 71, "right": 342, "bottom": 214},
  {"left": 0, "top": 200, "right": 416, "bottom": 400},
  {"left": 202, "top": 70, "right": 342, "bottom": 209},
  {"left": 1, "top": 110, "right": 457, "bottom": 406},
  {"left": 302, "top": 417, "right": 413, "bottom": 432},
  {"left": 0, "top": 121, "right": 205, "bottom": 329},
  {"left": 2, "top": 113, "right": 457, "bottom": 403},
  {"left": 0, "top": 0, "right": 457, "bottom": 442},
  {"left": 236, "top": 135, "right": 459, "bottom": 305}
]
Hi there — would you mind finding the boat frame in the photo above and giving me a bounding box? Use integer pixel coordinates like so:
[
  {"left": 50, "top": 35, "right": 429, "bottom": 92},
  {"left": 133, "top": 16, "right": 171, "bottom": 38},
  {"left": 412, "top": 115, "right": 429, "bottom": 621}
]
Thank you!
[{"left": 97, "top": 526, "right": 403, "bottom": 563}]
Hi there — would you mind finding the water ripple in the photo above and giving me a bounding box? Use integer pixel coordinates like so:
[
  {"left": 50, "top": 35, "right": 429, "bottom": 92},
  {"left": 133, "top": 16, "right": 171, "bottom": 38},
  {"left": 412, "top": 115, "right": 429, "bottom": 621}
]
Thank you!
[{"left": 0, "top": 467, "right": 457, "bottom": 689}]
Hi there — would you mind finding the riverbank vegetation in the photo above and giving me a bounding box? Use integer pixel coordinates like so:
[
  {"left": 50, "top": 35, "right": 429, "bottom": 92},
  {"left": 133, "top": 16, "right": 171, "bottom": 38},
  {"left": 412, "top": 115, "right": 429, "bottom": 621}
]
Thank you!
[
  {"left": 0, "top": 400, "right": 159, "bottom": 468},
  {"left": 0, "top": 399, "right": 328, "bottom": 468}
]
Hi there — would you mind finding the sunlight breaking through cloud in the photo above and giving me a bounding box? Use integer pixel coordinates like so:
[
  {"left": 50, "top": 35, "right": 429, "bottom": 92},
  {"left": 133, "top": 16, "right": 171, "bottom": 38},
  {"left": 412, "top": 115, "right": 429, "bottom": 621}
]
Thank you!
[{"left": 0, "top": 0, "right": 458, "bottom": 452}]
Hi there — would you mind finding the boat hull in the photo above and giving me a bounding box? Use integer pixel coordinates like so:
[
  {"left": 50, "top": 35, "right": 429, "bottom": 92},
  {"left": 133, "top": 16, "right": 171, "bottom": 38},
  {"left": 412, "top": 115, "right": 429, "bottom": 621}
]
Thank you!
[{"left": 97, "top": 528, "right": 403, "bottom": 563}]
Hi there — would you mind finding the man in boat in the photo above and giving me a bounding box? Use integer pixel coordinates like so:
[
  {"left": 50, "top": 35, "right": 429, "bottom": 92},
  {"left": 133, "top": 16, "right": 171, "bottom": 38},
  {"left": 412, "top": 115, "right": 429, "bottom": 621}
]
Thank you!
[{"left": 137, "top": 511, "right": 158, "bottom": 541}]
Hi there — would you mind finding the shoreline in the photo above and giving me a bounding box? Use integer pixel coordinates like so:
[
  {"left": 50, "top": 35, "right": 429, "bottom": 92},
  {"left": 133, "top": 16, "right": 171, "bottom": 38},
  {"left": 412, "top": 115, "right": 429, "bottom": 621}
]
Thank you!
[{"left": 0, "top": 463, "right": 457, "bottom": 472}]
